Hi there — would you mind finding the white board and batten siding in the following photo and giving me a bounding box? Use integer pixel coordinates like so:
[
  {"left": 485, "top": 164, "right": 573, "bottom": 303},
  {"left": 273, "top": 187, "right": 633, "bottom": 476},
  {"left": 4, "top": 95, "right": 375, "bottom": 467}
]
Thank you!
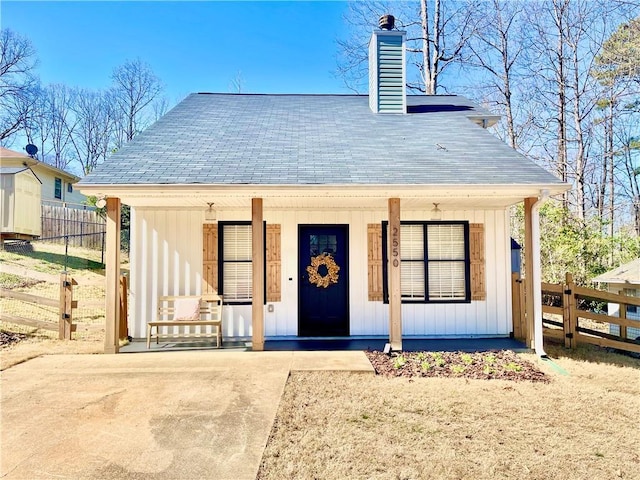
[{"left": 129, "top": 207, "right": 512, "bottom": 340}]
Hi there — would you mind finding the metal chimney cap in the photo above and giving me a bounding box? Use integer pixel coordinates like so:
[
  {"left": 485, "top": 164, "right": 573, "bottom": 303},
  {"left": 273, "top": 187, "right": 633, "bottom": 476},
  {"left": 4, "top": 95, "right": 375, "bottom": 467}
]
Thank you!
[{"left": 379, "top": 14, "right": 395, "bottom": 30}]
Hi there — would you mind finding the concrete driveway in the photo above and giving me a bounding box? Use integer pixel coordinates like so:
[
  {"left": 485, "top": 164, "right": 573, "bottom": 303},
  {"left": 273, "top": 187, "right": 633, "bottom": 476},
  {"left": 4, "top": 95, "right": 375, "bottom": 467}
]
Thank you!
[
  {"left": 1, "top": 350, "right": 372, "bottom": 480},
  {"left": 0, "top": 350, "right": 350, "bottom": 479}
]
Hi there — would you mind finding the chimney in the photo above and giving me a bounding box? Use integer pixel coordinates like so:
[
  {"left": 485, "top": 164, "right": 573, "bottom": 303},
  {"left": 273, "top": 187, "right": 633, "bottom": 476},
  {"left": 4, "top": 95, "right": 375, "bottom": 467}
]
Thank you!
[{"left": 369, "top": 14, "right": 406, "bottom": 114}]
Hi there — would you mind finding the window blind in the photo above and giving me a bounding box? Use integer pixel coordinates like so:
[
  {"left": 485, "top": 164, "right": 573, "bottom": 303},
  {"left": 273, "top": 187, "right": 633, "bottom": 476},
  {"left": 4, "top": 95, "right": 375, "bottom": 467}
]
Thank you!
[
  {"left": 222, "top": 224, "right": 252, "bottom": 301},
  {"left": 401, "top": 225, "right": 425, "bottom": 299},
  {"left": 427, "top": 224, "right": 466, "bottom": 300}
]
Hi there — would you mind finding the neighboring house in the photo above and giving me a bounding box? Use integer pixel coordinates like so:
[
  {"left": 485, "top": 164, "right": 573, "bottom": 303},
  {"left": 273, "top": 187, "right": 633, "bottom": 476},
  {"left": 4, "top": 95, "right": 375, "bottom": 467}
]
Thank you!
[
  {"left": 593, "top": 259, "right": 640, "bottom": 340},
  {"left": 78, "top": 21, "right": 569, "bottom": 353},
  {"left": 0, "top": 147, "right": 85, "bottom": 207}
]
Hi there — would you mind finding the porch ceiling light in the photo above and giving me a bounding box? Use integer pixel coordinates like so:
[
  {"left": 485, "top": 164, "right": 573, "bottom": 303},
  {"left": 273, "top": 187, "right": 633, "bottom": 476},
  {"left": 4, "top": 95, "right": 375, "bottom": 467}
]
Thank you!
[
  {"left": 431, "top": 202, "right": 442, "bottom": 220},
  {"left": 95, "top": 196, "right": 107, "bottom": 209},
  {"left": 205, "top": 202, "right": 217, "bottom": 222}
]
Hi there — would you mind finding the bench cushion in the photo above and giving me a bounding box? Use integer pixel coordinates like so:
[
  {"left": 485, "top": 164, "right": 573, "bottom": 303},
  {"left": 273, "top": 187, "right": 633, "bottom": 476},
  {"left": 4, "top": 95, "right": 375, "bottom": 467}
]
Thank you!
[{"left": 173, "top": 297, "right": 201, "bottom": 320}]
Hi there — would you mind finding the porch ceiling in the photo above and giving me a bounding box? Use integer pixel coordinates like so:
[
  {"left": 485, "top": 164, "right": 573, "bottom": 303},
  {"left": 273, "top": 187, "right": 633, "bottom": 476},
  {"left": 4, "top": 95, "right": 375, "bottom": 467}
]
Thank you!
[{"left": 78, "top": 184, "right": 569, "bottom": 210}]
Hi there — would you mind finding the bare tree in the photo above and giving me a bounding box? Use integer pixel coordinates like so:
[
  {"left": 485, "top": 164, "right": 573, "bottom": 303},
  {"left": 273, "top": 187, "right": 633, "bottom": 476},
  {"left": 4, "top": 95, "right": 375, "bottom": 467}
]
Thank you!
[
  {"left": 47, "top": 84, "right": 76, "bottom": 170},
  {"left": 336, "top": 1, "right": 479, "bottom": 94},
  {"left": 229, "top": 70, "right": 245, "bottom": 93},
  {"left": 67, "top": 89, "right": 114, "bottom": 174},
  {"left": 0, "top": 28, "right": 38, "bottom": 142},
  {"left": 464, "top": 0, "right": 529, "bottom": 149},
  {"left": 152, "top": 95, "right": 170, "bottom": 122},
  {"left": 22, "top": 83, "right": 49, "bottom": 159},
  {"left": 21, "top": 83, "right": 76, "bottom": 169},
  {"left": 110, "top": 58, "right": 163, "bottom": 142}
]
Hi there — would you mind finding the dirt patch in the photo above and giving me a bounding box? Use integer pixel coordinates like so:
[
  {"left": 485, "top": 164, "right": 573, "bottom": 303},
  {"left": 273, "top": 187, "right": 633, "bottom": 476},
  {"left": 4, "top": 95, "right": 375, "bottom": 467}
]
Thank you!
[
  {"left": 366, "top": 349, "right": 548, "bottom": 382},
  {"left": 0, "top": 330, "right": 27, "bottom": 348}
]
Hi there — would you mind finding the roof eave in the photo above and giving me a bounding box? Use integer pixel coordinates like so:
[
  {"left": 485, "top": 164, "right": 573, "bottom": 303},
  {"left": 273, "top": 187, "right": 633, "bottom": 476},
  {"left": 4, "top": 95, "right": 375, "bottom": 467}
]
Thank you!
[{"left": 77, "top": 182, "right": 570, "bottom": 209}]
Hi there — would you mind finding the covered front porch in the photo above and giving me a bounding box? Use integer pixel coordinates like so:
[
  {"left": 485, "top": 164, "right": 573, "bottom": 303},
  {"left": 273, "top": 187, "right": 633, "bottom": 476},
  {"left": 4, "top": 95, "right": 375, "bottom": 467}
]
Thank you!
[{"left": 93, "top": 185, "right": 554, "bottom": 354}]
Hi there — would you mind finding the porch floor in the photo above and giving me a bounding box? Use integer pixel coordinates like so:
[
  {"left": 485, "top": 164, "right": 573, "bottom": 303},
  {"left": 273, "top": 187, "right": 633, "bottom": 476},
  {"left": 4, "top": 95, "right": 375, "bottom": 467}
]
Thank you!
[
  {"left": 119, "top": 336, "right": 528, "bottom": 353},
  {"left": 265, "top": 337, "right": 528, "bottom": 352}
]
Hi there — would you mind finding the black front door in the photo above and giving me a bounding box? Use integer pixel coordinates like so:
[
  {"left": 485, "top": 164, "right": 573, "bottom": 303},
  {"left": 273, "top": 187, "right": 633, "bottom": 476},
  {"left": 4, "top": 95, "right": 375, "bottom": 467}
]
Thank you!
[{"left": 299, "top": 225, "right": 349, "bottom": 336}]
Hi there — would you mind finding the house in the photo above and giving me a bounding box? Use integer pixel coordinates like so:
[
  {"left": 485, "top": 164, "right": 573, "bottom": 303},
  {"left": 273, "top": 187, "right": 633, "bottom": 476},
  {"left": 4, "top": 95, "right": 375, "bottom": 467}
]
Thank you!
[
  {"left": 593, "top": 258, "right": 640, "bottom": 340},
  {"left": 0, "top": 147, "right": 85, "bottom": 207},
  {"left": 1, "top": 165, "right": 41, "bottom": 242},
  {"left": 78, "top": 19, "right": 569, "bottom": 353}
]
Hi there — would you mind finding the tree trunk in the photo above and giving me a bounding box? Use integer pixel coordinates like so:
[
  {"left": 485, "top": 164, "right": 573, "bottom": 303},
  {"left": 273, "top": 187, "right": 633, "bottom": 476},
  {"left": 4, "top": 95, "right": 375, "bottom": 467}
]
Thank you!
[
  {"left": 420, "top": 0, "right": 432, "bottom": 95},
  {"left": 554, "top": 0, "right": 568, "bottom": 210},
  {"left": 572, "top": 46, "right": 586, "bottom": 220},
  {"left": 430, "top": 0, "right": 442, "bottom": 95}
]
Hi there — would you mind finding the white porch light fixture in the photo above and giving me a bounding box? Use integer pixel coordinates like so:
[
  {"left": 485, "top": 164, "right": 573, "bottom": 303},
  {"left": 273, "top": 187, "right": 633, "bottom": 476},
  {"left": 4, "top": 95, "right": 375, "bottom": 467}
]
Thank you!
[
  {"left": 431, "top": 202, "right": 442, "bottom": 220},
  {"left": 95, "top": 196, "right": 107, "bottom": 209},
  {"left": 205, "top": 202, "right": 217, "bottom": 222}
]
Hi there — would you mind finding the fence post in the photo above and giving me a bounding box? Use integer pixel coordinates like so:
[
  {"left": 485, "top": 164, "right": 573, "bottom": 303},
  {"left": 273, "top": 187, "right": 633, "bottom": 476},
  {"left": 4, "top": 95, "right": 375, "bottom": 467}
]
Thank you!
[
  {"left": 59, "top": 272, "right": 74, "bottom": 340},
  {"left": 119, "top": 274, "right": 128, "bottom": 341},
  {"left": 563, "top": 272, "right": 577, "bottom": 349},
  {"left": 619, "top": 303, "right": 627, "bottom": 340}
]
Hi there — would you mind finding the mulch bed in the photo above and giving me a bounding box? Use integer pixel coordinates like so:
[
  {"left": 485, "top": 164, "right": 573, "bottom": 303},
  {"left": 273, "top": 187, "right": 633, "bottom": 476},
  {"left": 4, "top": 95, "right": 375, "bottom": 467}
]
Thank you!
[
  {"left": 0, "top": 331, "right": 27, "bottom": 348},
  {"left": 366, "top": 349, "right": 549, "bottom": 382}
]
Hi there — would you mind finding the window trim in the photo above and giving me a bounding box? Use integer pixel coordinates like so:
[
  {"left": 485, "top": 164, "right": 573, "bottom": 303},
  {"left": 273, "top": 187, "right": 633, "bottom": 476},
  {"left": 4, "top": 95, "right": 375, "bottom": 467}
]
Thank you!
[
  {"left": 382, "top": 221, "right": 471, "bottom": 304},
  {"left": 217, "top": 221, "right": 267, "bottom": 305}
]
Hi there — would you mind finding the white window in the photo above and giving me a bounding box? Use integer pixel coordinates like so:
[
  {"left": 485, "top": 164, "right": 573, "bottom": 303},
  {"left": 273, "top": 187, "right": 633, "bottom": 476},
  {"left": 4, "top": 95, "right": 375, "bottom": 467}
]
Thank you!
[
  {"left": 427, "top": 224, "right": 467, "bottom": 300},
  {"left": 220, "top": 223, "right": 252, "bottom": 302},
  {"left": 400, "top": 224, "right": 426, "bottom": 299},
  {"left": 383, "top": 222, "right": 470, "bottom": 303}
]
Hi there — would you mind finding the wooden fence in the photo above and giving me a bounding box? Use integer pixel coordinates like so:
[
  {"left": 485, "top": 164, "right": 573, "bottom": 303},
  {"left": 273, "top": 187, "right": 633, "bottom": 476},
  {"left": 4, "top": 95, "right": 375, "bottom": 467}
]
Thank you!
[
  {"left": 41, "top": 204, "right": 105, "bottom": 249},
  {"left": 0, "top": 273, "right": 77, "bottom": 339},
  {"left": 512, "top": 272, "right": 640, "bottom": 354},
  {"left": 1, "top": 273, "right": 129, "bottom": 344}
]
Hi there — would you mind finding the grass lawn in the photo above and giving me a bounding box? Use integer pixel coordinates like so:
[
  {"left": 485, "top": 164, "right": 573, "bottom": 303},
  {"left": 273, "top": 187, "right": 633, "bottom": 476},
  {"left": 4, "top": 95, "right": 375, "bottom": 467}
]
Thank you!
[
  {"left": 258, "top": 344, "right": 640, "bottom": 480},
  {"left": 0, "top": 242, "right": 108, "bottom": 276}
]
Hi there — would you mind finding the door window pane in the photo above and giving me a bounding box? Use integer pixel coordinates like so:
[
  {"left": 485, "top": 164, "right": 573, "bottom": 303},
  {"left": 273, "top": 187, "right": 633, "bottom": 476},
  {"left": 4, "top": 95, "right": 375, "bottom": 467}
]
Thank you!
[{"left": 310, "top": 234, "right": 337, "bottom": 256}]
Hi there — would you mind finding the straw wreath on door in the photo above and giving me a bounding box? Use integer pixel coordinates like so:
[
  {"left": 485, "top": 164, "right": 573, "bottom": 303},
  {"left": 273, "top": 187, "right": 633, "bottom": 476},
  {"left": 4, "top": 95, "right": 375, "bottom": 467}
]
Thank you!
[{"left": 306, "top": 253, "right": 340, "bottom": 288}]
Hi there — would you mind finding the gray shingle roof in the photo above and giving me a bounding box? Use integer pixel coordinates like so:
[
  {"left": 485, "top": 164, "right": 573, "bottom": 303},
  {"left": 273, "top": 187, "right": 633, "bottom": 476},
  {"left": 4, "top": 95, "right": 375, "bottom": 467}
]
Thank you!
[
  {"left": 79, "top": 93, "right": 563, "bottom": 186},
  {"left": 0, "top": 167, "right": 29, "bottom": 175},
  {"left": 592, "top": 259, "right": 640, "bottom": 284}
]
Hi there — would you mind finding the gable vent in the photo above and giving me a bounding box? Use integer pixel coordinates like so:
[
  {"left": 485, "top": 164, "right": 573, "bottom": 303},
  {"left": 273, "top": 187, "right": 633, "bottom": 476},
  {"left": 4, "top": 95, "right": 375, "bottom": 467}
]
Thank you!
[{"left": 369, "top": 24, "right": 406, "bottom": 114}]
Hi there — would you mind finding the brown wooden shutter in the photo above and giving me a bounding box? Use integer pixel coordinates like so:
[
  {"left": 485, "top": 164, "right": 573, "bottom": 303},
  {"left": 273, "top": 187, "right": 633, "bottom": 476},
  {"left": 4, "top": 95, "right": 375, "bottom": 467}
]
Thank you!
[
  {"left": 203, "top": 223, "right": 218, "bottom": 295},
  {"left": 266, "top": 224, "right": 281, "bottom": 302},
  {"left": 469, "top": 223, "right": 486, "bottom": 301},
  {"left": 368, "top": 223, "right": 384, "bottom": 301}
]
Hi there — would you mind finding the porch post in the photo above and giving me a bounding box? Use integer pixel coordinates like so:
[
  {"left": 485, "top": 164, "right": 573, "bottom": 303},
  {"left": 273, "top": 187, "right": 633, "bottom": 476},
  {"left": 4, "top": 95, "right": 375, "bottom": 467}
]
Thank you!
[
  {"left": 523, "top": 197, "right": 536, "bottom": 349},
  {"left": 252, "top": 198, "right": 265, "bottom": 351},
  {"left": 105, "top": 197, "right": 121, "bottom": 354},
  {"left": 388, "top": 198, "right": 402, "bottom": 351}
]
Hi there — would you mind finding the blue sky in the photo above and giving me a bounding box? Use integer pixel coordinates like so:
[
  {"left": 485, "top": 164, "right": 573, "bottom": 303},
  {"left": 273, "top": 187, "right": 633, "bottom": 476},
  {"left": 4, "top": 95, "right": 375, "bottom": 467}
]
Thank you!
[{"left": 2, "top": 1, "right": 354, "bottom": 103}]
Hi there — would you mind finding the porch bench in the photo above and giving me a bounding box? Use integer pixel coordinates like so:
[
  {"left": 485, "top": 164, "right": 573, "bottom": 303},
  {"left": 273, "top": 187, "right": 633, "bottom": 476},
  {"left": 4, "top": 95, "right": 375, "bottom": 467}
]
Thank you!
[{"left": 146, "top": 294, "right": 223, "bottom": 349}]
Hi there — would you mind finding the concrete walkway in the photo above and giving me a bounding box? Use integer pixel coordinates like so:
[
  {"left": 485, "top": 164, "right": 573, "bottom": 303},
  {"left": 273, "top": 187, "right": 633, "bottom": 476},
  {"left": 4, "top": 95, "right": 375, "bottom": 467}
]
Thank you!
[{"left": 1, "top": 351, "right": 372, "bottom": 480}]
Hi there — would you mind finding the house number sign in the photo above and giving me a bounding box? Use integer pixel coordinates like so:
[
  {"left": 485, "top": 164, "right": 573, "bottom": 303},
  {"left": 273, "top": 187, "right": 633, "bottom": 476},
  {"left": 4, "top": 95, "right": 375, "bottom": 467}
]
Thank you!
[{"left": 391, "top": 226, "right": 400, "bottom": 267}]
